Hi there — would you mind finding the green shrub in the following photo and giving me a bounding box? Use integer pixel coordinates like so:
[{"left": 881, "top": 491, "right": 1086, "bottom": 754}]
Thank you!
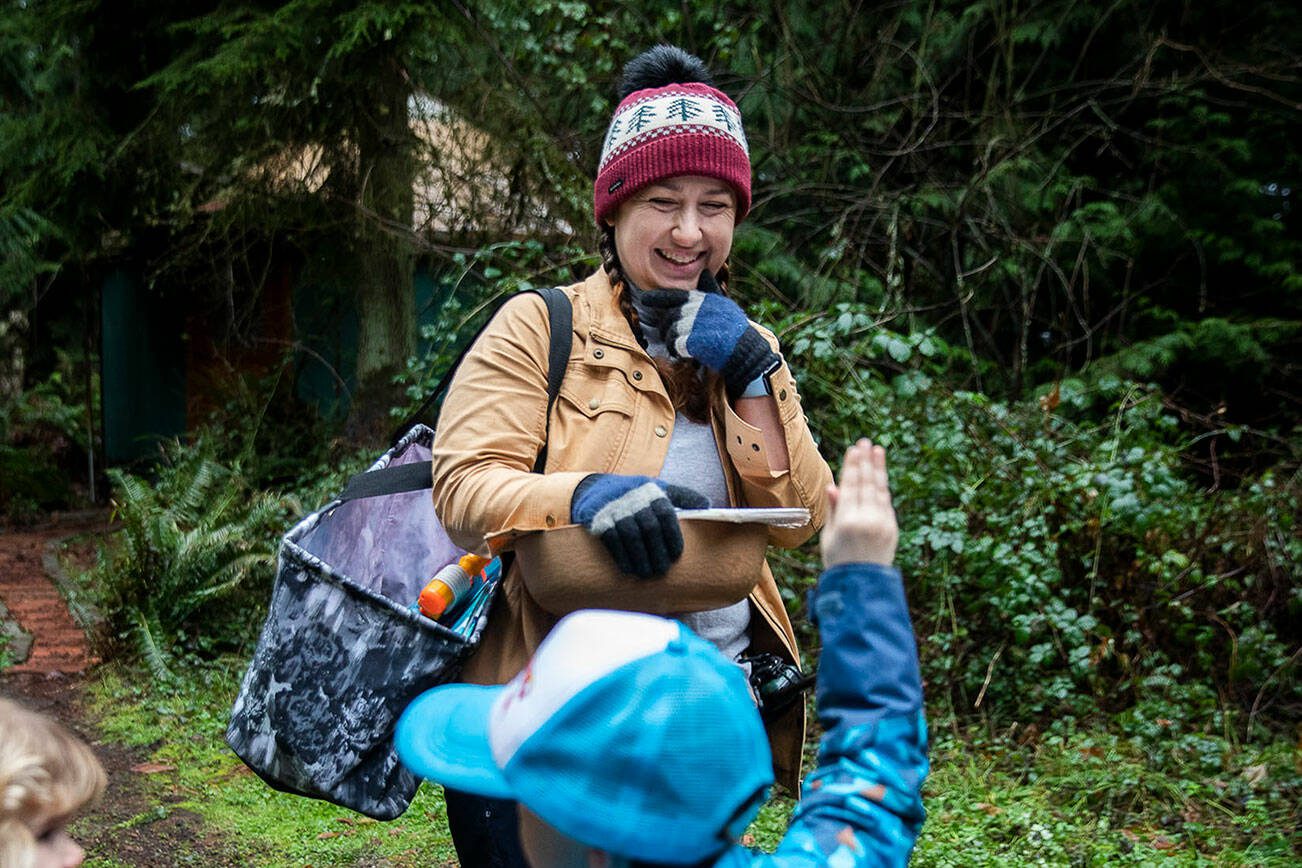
[
  {"left": 775, "top": 303, "right": 1299, "bottom": 731},
  {"left": 91, "top": 438, "right": 286, "bottom": 678},
  {"left": 0, "top": 444, "right": 68, "bottom": 522},
  {"left": 0, "top": 354, "right": 95, "bottom": 522},
  {"left": 188, "top": 351, "right": 338, "bottom": 491}
]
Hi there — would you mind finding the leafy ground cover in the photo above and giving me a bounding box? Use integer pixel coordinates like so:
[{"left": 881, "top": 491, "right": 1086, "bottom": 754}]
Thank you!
[
  {"left": 78, "top": 656, "right": 803, "bottom": 866},
  {"left": 4, "top": 459, "right": 1296, "bottom": 866},
  {"left": 916, "top": 726, "right": 1297, "bottom": 866},
  {"left": 70, "top": 654, "right": 1297, "bottom": 866},
  {"left": 81, "top": 658, "right": 459, "bottom": 867}
]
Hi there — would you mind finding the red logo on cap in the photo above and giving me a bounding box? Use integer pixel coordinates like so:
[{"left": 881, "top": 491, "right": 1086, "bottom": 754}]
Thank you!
[{"left": 499, "top": 662, "right": 534, "bottom": 715}]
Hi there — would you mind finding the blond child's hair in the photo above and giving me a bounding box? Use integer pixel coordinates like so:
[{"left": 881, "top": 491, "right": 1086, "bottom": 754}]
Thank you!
[{"left": 0, "top": 697, "right": 106, "bottom": 868}]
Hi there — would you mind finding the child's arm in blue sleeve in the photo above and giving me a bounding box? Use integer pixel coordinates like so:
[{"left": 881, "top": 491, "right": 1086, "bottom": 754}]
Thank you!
[{"left": 758, "top": 562, "right": 929, "bottom": 867}]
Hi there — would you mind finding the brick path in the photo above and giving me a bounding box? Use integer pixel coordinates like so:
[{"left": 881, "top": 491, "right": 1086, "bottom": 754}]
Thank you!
[{"left": 0, "top": 515, "right": 106, "bottom": 675}]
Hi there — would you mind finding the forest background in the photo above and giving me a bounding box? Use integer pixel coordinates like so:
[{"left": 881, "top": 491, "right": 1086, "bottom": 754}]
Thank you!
[{"left": 1, "top": 0, "right": 1298, "bottom": 864}]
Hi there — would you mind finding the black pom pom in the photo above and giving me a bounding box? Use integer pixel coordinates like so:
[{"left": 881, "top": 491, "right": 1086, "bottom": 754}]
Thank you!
[{"left": 618, "top": 45, "right": 714, "bottom": 99}]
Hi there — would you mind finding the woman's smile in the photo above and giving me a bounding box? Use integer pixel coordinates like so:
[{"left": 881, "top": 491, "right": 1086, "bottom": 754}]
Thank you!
[{"left": 658, "top": 249, "right": 704, "bottom": 265}]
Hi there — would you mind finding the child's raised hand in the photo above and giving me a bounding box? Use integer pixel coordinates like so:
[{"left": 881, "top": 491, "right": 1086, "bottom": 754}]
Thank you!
[{"left": 820, "top": 438, "right": 898, "bottom": 568}]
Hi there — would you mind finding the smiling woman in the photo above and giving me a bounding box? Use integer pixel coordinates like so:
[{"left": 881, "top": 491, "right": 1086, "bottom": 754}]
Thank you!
[{"left": 423, "top": 44, "right": 833, "bottom": 866}]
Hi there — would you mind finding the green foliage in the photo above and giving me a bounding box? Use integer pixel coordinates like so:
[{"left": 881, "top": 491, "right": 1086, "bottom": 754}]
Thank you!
[
  {"left": 8, "top": 0, "right": 1299, "bottom": 433},
  {"left": 0, "top": 351, "right": 95, "bottom": 522},
  {"left": 914, "top": 724, "right": 1298, "bottom": 865},
  {"left": 779, "top": 305, "right": 1299, "bottom": 729},
  {"left": 192, "top": 349, "right": 339, "bottom": 491},
  {"left": 1, "top": 366, "right": 85, "bottom": 442},
  {"left": 0, "top": 0, "right": 176, "bottom": 310},
  {"left": 85, "top": 659, "right": 459, "bottom": 865},
  {"left": 80, "top": 655, "right": 1295, "bottom": 864},
  {"left": 1086, "top": 319, "right": 1298, "bottom": 428},
  {"left": 0, "top": 206, "right": 58, "bottom": 294},
  {"left": 91, "top": 439, "right": 286, "bottom": 678},
  {"left": 0, "top": 445, "right": 65, "bottom": 523},
  {"left": 705, "top": 0, "right": 1300, "bottom": 410}
]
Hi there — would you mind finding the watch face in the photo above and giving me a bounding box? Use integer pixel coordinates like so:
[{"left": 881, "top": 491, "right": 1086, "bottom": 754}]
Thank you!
[
  {"left": 741, "top": 372, "right": 774, "bottom": 398},
  {"left": 738, "top": 379, "right": 762, "bottom": 398}
]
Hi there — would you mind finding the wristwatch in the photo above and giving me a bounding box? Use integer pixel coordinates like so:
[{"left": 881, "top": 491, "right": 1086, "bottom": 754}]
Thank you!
[{"left": 738, "top": 359, "right": 781, "bottom": 398}]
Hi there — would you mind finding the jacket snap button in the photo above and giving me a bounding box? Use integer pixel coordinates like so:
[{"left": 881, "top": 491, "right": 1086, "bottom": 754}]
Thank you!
[
  {"left": 655, "top": 425, "right": 667, "bottom": 438},
  {"left": 632, "top": 370, "right": 643, "bottom": 381},
  {"left": 778, "top": 389, "right": 787, "bottom": 401},
  {"left": 588, "top": 398, "right": 600, "bottom": 410},
  {"left": 593, "top": 348, "right": 605, "bottom": 359}
]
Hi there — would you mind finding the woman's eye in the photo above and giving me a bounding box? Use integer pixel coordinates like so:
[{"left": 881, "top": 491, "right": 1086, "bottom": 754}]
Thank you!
[
  {"left": 701, "top": 201, "right": 728, "bottom": 213},
  {"left": 650, "top": 198, "right": 677, "bottom": 209}
]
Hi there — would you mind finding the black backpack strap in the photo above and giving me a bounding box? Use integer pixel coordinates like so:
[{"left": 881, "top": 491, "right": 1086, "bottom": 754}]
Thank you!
[
  {"left": 340, "top": 287, "right": 572, "bottom": 502},
  {"left": 532, "top": 286, "right": 571, "bottom": 474}
]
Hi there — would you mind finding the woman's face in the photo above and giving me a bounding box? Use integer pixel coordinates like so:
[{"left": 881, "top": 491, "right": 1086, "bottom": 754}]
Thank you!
[
  {"left": 28, "top": 813, "right": 85, "bottom": 868},
  {"left": 609, "top": 175, "right": 736, "bottom": 291}
]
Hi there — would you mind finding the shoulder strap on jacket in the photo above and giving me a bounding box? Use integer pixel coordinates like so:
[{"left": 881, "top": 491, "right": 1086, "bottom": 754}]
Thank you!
[
  {"left": 531, "top": 286, "right": 571, "bottom": 474},
  {"left": 340, "top": 287, "right": 572, "bottom": 501}
]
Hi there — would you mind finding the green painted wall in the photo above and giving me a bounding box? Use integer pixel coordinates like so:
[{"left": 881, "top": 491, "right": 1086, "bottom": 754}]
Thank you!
[{"left": 100, "top": 269, "right": 186, "bottom": 462}]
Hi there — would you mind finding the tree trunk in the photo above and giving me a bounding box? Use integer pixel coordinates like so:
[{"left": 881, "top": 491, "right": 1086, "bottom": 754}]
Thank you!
[{"left": 347, "top": 54, "right": 418, "bottom": 445}]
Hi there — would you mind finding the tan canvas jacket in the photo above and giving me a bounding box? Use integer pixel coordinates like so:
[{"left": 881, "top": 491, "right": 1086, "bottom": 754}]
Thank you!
[{"left": 430, "top": 269, "right": 833, "bottom": 789}]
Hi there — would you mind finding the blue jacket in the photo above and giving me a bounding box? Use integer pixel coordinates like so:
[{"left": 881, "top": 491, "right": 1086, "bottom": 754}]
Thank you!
[{"left": 716, "top": 562, "right": 929, "bottom": 867}]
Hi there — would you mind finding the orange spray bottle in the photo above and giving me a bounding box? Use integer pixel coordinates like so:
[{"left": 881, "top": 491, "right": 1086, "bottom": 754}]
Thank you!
[{"left": 416, "top": 553, "right": 492, "bottom": 620}]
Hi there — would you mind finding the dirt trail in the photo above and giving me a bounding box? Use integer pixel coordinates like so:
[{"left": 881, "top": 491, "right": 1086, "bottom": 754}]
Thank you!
[{"left": 0, "top": 515, "right": 236, "bottom": 867}]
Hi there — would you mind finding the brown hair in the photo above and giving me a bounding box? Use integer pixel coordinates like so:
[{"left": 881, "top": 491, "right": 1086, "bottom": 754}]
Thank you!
[
  {"left": 0, "top": 699, "right": 106, "bottom": 868},
  {"left": 598, "top": 225, "right": 727, "bottom": 423}
]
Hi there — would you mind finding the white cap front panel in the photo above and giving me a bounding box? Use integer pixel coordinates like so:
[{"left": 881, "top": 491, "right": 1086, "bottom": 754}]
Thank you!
[{"left": 486, "top": 610, "right": 680, "bottom": 768}]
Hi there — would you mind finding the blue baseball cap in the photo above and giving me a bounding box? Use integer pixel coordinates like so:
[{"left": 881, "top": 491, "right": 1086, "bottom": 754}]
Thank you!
[{"left": 395, "top": 609, "right": 773, "bottom": 864}]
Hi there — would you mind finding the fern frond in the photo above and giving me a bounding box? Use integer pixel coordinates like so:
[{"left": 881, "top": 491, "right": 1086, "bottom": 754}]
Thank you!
[
  {"left": 173, "top": 459, "right": 227, "bottom": 522},
  {"left": 131, "top": 608, "right": 174, "bottom": 682}
]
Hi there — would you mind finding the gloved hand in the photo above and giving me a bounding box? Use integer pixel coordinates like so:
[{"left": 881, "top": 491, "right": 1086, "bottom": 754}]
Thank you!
[
  {"left": 570, "top": 474, "right": 709, "bottom": 578},
  {"left": 637, "top": 271, "right": 780, "bottom": 399}
]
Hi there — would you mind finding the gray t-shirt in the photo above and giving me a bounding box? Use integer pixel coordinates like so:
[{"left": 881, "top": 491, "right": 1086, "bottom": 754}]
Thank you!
[
  {"left": 656, "top": 412, "right": 753, "bottom": 667},
  {"left": 628, "top": 281, "right": 754, "bottom": 668}
]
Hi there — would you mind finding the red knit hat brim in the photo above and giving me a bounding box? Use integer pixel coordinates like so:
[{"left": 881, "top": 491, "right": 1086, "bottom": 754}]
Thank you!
[
  {"left": 594, "top": 133, "right": 751, "bottom": 226},
  {"left": 593, "top": 82, "right": 752, "bottom": 226}
]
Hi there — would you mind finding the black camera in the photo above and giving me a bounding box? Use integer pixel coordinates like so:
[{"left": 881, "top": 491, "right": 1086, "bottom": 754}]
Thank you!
[{"left": 740, "top": 652, "right": 815, "bottom": 720}]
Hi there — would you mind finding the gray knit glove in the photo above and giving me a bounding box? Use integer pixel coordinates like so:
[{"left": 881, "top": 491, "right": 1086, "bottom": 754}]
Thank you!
[{"left": 571, "top": 474, "right": 709, "bottom": 578}]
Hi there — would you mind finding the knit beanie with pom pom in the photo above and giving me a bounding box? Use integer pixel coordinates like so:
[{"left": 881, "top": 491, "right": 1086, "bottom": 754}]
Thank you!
[{"left": 594, "top": 45, "right": 751, "bottom": 226}]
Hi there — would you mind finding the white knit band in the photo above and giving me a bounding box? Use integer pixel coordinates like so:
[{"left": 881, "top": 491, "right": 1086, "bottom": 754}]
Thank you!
[
  {"left": 599, "top": 89, "right": 749, "bottom": 172},
  {"left": 590, "top": 482, "right": 666, "bottom": 535},
  {"left": 669, "top": 291, "right": 706, "bottom": 358}
]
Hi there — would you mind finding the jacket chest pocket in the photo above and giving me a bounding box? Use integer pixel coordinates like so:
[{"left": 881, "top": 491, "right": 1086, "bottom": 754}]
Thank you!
[{"left": 550, "top": 372, "right": 637, "bottom": 471}]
